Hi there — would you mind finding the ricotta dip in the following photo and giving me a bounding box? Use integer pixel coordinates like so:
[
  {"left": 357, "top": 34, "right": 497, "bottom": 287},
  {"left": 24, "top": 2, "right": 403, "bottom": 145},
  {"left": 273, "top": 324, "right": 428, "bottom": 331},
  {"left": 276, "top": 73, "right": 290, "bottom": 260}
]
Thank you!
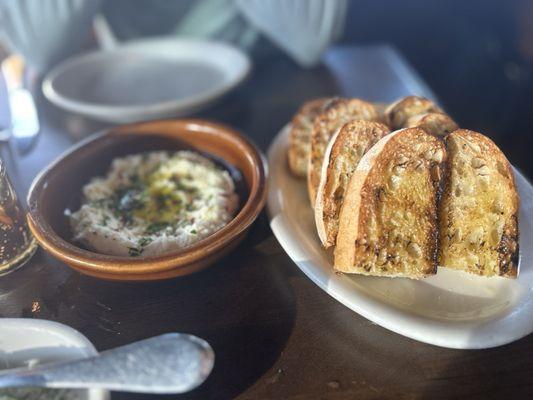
[{"left": 68, "top": 151, "right": 238, "bottom": 257}]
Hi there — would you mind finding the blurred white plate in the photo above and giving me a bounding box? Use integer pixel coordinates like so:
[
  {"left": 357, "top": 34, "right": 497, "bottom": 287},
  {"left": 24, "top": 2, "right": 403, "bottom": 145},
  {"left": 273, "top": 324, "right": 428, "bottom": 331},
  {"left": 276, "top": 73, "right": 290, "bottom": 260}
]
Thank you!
[
  {"left": 42, "top": 38, "right": 251, "bottom": 123},
  {"left": 267, "top": 124, "right": 533, "bottom": 349},
  {"left": 0, "top": 318, "right": 108, "bottom": 399}
]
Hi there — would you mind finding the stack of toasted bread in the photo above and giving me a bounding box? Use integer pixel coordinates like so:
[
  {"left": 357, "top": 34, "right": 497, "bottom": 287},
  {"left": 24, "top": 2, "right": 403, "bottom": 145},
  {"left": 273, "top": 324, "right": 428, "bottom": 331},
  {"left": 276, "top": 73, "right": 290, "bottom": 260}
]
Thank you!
[{"left": 287, "top": 96, "right": 519, "bottom": 279}]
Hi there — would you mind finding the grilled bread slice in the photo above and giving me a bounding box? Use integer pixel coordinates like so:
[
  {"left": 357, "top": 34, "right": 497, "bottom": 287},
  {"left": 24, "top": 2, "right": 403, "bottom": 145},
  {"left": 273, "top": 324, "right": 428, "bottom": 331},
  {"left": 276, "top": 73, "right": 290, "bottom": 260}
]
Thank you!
[
  {"left": 438, "top": 130, "right": 519, "bottom": 277},
  {"left": 288, "top": 98, "right": 331, "bottom": 177},
  {"left": 308, "top": 98, "right": 381, "bottom": 206},
  {"left": 334, "top": 128, "right": 446, "bottom": 278},
  {"left": 373, "top": 102, "right": 389, "bottom": 124},
  {"left": 406, "top": 112, "right": 458, "bottom": 137},
  {"left": 386, "top": 96, "right": 443, "bottom": 129},
  {"left": 315, "top": 121, "right": 391, "bottom": 248}
]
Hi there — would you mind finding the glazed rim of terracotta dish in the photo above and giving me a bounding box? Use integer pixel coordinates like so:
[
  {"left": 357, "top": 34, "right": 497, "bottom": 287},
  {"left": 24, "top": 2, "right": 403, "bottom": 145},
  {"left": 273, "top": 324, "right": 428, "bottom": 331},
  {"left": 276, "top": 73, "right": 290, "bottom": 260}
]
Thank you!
[{"left": 27, "top": 119, "right": 267, "bottom": 277}]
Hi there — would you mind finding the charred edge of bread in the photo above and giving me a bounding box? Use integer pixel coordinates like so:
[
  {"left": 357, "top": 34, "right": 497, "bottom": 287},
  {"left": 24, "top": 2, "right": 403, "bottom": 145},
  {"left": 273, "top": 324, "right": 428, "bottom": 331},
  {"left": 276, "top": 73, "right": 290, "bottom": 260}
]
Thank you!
[
  {"left": 315, "top": 120, "right": 391, "bottom": 248},
  {"left": 334, "top": 128, "right": 445, "bottom": 279},
  {"left": 406, "top": 112, "right": 458, "bottom": 137},
  {"left": 288, "top": 98, "right": 331, "bottom": 178},
  {"left": 439, "top": 129, "right": 519, "bottom": 277},
  {"left": 307, "top": 98, "right": 382, "bottom": 207},
  {"left": 385, "top": 96, "right": 443, "bottom": 129},
  {"left": 499, "top": 214, "right": 519, "bottom": 277}
]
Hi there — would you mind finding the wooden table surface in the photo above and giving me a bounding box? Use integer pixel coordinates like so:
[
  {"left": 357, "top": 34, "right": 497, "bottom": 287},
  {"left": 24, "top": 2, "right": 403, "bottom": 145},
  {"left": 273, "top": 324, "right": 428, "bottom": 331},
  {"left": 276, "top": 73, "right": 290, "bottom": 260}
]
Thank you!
[{"left": 2, "top": 45, "right": 532, "bottom": 400}]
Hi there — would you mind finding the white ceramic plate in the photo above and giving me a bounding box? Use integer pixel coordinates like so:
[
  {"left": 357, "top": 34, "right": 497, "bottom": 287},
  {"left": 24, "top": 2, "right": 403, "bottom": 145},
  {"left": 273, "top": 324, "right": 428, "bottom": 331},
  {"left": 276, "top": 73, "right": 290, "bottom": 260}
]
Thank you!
[
  {"left": 43, "top": 38, "right": 251, "bottom": 123},
  {"left": 267, "top": 125, "right": 533, "bottom": 349},
  {"left": 0, "top": 318, "right": 108, "bottom": 399}
]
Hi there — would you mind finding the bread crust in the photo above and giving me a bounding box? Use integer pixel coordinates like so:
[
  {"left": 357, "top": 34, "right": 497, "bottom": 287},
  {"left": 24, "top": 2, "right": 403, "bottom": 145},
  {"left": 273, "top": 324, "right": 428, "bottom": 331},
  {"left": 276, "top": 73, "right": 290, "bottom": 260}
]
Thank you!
[
  {"left": 288, "top": 98, "right": 331, "bottom": 177},
  {"left": 385, "top": 96, "right": 443, "bottom": 129},
  {"left": 315, "top": 120, "right": 390, "bottom": 248},
  {"left": 334, "top": 128, "right": 446, "bottom": 278},
  {"left": 406, "top": 112, "right": 458, "bottom": 137},
  {"left": 439, "top": 129, "right": 519, "bottom": 277},
  {"left": 373, "top": 102, "right": 389, "bottom": 124},
  {"left": 307, "top": 98, "right": 381, "bottom": 206}
]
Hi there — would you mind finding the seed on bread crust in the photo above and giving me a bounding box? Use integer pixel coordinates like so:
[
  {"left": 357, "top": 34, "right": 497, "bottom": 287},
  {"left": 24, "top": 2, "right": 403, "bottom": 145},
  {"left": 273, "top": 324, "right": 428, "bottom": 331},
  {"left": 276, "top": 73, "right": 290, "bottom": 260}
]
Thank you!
[
  {"left": 477, "top": 165, "right": 490, "bottom": 176},
  {"left": 491, "top": 224, "right": 503, "bottom": 243},
  {"left": 466, "top": 141, "right": 482, "bottom": 153},
  {"left": 397, "top": 155, "right": 409, "bottom": 165},
  {"left": 492, "top": 200, "right": 504, "bottom": 214},
  {"left": 433, "top": 148, "right": 445, "bottom": 163},
  {"left": 377, "top": 249, "right": 388, "bottom": 265},
  {"left": 393, "top": 165, "right": 405, "bottom": 175},
  {"left": 407, "top": 242, "right": 422, "bottom": 258},
  {"left": 389, "top": 175, "right": 400, "bottom": 189},
  {"left": 466, "top": 227, "right": 484, "bottom": 245},
  {"left": 471, "top": 157, "right": 485, "bottom": 168},
  {"left": 454, "top": 227, "right": 463, "bottom": 242},
  {"left": 424, "top": 150, "right": 434, "bottom": 160}
]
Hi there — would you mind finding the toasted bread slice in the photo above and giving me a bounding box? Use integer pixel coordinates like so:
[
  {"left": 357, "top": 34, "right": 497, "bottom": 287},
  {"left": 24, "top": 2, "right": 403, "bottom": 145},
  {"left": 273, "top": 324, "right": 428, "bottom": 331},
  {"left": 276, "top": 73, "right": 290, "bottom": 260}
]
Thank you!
[
  {"left": 438, "top": 130, "right": 519, "bottom": 277},
  {"left": 373, "top": 102, "right": 389, "bottom": 124},
  {"left": 315, "top": 121, "right": 391, "bottom": 248},
  {"left": 288, "top": 98, "right": 331, "bottom": 177},
  {"left": 334, "top": 128, "right": 446, "bottom": 278},
  {"left": 406, "top": 112, "right": 458, "bottom": 137},
  {"left": 308, "top": 98, "right": 381, "bottom": 206},
  {"left": 385, "top": 96, "right": 443, "bottom": 129}
]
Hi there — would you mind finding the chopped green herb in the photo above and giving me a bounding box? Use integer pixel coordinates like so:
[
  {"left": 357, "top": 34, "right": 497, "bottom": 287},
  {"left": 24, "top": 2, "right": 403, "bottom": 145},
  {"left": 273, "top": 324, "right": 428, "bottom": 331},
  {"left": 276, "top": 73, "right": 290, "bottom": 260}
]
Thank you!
[
  {"left": 145, "top": 221, "right": 169, "bottom": 234},
  {"left": 138, "top": 237, "right": 152, "bottom": 247},
  {"left": 128, "top": 247, "right": 142, "bottom": 257},
  {"left": 190, "top": 229, "right": 197, "bottom": 235}
]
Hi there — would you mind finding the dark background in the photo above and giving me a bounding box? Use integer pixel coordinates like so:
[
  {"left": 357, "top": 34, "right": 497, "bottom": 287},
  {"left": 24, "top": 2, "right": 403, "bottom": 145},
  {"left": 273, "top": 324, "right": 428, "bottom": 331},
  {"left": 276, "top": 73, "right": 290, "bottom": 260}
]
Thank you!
[{"left": 341, "top": 0, "right": 533, "bottom": 178}]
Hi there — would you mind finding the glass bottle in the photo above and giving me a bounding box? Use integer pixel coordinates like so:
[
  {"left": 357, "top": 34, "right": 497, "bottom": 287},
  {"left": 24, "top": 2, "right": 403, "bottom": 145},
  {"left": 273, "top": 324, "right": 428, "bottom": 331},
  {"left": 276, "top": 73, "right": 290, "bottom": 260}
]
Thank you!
[{"left": 0, "top": 159, "right": 37, "bottom": 275}]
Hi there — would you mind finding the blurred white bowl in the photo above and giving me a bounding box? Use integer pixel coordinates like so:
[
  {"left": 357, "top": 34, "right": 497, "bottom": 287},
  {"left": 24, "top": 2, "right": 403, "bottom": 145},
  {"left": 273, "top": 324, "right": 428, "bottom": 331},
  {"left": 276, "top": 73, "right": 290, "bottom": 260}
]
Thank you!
[
  {"left": 42, "top": 38, "right": 251, "bottom": 123},
  {"left": 0, "top": 318, "right": 108, "bottom": 399},
  {"left": 237, "top": 0, "right": 347, "bottom": 67}
]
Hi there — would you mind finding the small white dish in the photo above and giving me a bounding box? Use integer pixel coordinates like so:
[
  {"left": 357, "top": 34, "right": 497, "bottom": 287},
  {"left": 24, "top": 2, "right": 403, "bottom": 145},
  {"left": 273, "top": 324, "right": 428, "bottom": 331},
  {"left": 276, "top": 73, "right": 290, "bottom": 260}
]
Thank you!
[
  {"left": 42, "top": 38, "right": 251, "bottom": 123},
  {"left": 267, "top": 124, "right": 533, "bottom": 349},
  {"left": 0, "top": 318, "right": 108, "bottom": 399}
]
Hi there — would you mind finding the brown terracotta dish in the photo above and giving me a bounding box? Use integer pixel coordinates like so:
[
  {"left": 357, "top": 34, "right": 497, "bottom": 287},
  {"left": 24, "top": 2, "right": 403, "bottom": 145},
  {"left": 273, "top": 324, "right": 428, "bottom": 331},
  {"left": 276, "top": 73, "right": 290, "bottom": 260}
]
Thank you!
[{"left": 27, "top": 119, "right": 267, "bottom": 281}]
